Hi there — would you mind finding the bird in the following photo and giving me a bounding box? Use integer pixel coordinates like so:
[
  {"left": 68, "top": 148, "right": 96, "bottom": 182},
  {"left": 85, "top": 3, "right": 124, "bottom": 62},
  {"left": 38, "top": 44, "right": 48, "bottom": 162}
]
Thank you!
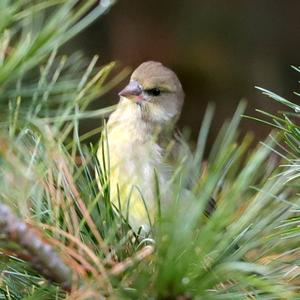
[{"left": 97, "top": 61, "right": 214, "bottom": 234}]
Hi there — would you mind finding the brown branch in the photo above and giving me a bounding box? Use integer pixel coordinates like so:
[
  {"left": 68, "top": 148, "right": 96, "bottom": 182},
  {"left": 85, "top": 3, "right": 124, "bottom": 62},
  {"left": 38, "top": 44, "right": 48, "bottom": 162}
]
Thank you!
[
  {"left": 109, "top": 245, "right": 154, "bottom": 276},
  {"left": 0, "top": 203, "right": 72, "bottom": 291}
]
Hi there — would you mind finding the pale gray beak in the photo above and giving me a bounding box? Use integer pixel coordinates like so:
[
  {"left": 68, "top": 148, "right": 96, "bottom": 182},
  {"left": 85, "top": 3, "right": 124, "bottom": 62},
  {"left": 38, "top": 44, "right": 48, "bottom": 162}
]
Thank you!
[{"left": 118, "top": 80, "right": 142, "bottom": 98}]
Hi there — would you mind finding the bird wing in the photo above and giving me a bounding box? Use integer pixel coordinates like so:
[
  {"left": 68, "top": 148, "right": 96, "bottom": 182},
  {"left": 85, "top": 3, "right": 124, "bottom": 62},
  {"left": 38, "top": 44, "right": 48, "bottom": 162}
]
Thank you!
[{"left": 158, "top": 129, "right": 216, "bottom": 217}]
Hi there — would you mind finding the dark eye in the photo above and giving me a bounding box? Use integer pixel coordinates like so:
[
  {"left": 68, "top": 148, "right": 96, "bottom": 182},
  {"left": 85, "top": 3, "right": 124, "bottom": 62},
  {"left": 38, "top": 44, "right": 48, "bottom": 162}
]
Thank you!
[{"left": 145, "top": 88, "right": 161, "bottom": 96}]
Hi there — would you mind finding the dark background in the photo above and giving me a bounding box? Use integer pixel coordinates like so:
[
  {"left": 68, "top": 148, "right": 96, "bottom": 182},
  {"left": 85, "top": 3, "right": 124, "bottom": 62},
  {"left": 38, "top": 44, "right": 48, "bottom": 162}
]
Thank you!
[{"left": 67, "top": 0, "right": 300, "bottom": 143}]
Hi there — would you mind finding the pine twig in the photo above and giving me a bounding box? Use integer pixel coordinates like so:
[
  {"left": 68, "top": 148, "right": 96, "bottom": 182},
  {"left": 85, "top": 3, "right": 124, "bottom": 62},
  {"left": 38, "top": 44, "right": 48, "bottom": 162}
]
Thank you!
[
  {"left": 109, "top": 245, "right": 154, "bottom": 276},
  {"left": 0, "top": 203, "right": 72, "bottom": 290}
]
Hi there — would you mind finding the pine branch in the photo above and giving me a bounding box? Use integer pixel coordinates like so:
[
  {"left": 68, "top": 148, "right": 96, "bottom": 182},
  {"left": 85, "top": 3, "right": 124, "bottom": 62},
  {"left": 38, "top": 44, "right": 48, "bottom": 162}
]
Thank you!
[{"left": 0, "top": 203, "right": 72, "bottom": 291}]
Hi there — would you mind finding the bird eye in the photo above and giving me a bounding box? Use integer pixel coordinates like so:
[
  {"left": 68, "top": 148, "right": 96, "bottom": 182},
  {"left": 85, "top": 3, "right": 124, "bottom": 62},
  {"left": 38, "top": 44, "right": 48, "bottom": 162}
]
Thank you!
[{"left": 145, "top": 88, "right": 161, "bottom": 96}]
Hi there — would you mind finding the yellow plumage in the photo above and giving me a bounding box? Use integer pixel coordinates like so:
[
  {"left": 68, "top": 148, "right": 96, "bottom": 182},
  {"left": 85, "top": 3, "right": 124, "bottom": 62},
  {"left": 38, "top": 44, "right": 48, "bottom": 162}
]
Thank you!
[
  {"left": 97, "top": 61, "right": 184, "bottom": 232},
  {"left": 97, "top": 100, "right": 171, "bottom": 231}
]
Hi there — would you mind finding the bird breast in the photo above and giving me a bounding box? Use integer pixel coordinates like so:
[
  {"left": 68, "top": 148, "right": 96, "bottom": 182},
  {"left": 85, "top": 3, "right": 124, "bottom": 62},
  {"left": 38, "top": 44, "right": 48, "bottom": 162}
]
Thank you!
[{"left": 106, "top": 119, "right": 167, "bottom": 196}]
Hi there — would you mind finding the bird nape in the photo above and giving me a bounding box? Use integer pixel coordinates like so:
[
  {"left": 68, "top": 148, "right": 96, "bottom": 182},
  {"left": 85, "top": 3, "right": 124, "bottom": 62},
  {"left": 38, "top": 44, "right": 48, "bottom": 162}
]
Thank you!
[{"left": 97, "top": 61, "right": 215, "bottom": 235}]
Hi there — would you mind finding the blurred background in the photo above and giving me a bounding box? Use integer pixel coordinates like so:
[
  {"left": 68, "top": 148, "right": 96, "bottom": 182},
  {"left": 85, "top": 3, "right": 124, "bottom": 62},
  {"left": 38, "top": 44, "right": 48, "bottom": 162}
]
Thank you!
[{"left": 67, "top": 0, "right": 300, "bottom": 143}]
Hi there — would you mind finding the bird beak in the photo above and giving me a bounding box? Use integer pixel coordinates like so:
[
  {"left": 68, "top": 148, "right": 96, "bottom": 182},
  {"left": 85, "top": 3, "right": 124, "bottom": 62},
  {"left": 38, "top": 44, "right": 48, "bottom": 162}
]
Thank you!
[{"left": 118, "top": 80, "right": 142, "bottom": 99}]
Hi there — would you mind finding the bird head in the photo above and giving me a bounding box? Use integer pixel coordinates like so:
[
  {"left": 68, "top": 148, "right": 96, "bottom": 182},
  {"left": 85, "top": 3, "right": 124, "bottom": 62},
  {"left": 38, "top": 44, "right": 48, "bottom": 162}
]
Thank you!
[{"left": 118, "top": 61, "right": 185, "bottom": 124}]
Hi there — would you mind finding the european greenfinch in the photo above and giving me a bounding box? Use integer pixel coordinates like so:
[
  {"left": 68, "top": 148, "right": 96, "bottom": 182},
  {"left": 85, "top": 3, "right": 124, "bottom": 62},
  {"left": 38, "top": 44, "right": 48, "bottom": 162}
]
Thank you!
[{"left": 97, "top": 61, "right": 212, "bottom": 233}]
